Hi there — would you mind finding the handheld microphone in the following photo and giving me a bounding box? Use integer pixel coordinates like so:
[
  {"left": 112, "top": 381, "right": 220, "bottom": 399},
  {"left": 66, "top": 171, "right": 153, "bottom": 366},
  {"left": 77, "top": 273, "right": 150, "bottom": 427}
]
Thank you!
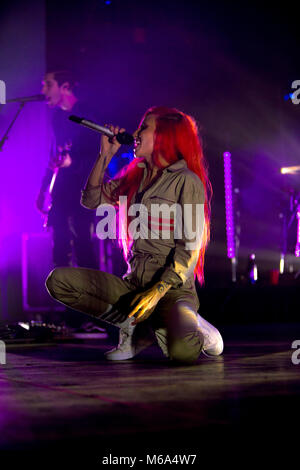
[
  {"left": 69, "top": 115, "right": 134, "bottom": 145},
  {"left": 6, "top": 94, "right": 45, "bottom": 103}
]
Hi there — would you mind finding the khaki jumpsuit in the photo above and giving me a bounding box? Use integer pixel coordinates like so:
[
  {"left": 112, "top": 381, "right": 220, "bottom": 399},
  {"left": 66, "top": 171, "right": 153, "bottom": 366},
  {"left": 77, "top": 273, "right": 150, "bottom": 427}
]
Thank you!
[{"left": 46, "top": 159, "right": 206, "bottom": 363}]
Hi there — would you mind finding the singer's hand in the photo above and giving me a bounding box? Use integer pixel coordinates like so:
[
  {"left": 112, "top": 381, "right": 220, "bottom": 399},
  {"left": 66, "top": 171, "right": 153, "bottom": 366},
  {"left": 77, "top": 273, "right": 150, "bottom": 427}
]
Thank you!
[{"left": 100, "top": 125, "right": 126, "bottom": 157}]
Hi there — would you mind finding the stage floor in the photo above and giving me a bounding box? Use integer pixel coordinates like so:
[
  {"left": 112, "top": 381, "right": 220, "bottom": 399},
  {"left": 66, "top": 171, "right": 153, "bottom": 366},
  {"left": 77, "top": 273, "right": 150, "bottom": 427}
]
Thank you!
[{"left": 1, "top": 322, "right": 300, "bottom": 466}]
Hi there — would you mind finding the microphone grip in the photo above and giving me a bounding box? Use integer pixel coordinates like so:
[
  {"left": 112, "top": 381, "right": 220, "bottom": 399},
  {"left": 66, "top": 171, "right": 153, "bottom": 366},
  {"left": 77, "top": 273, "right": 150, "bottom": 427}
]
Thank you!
[
  {"left": 69, "top": 115, "right": 134, "bottom": 145},
  {"left": 115, "top": 132, "right": 134, "bottom": 145}
]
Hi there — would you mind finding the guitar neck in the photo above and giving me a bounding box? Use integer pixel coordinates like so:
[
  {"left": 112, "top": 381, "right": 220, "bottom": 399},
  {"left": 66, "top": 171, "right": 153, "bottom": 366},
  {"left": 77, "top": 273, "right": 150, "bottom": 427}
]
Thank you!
[{"left": 49, "top": 167, "right": 59, "bottom": 194}]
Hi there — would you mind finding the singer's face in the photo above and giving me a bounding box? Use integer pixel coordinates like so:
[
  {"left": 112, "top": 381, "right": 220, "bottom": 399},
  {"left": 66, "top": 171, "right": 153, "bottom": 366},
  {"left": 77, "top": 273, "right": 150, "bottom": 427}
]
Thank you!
[
  {"left": 133, "top": 114, "right": 156, "bottom": 162},
  {"left": 41, "top": 73, "right": 63, "bottom": 108}
]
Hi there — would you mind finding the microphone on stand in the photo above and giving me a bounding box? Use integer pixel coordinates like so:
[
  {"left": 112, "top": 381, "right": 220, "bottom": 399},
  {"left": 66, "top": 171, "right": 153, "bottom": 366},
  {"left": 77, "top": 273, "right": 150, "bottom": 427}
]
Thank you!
[
  {"left": 69, "top": 115, "right": 134, "bottom": 145},
  {"left": 0, "top": 94, "right": 46, "bottom": 151},
  {"left": 6, "top": 94, "right": 45, "bottom": 103}
]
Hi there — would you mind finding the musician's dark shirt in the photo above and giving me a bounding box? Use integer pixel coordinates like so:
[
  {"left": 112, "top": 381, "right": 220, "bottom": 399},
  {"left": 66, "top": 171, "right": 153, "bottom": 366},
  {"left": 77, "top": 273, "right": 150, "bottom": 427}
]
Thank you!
[{"left": 42, "top": 101, "right": 99, "bottom": 219}]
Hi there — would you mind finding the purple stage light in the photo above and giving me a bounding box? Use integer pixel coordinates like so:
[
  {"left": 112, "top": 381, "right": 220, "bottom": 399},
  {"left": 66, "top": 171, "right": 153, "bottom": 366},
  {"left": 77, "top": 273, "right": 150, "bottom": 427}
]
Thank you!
[
  {"left": 296, "top": 205, "right": 300, "bottom": 257},
  {"left": 223, "top": 151, "right": 236, "bottom": 259}
]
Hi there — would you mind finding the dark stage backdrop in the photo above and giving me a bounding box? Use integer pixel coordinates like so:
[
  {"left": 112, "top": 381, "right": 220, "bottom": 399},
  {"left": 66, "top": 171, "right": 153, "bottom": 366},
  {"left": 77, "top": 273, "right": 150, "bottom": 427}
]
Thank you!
[{"left": 46, "top": 0, "right": 300, "bottom": 284}]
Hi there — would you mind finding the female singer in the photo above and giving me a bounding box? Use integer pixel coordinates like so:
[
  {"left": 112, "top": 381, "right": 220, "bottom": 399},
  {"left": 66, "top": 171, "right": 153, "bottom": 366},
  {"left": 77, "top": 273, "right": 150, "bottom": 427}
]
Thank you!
[{"left": 46, "top": 106, "right": 223, "bottom": 364}]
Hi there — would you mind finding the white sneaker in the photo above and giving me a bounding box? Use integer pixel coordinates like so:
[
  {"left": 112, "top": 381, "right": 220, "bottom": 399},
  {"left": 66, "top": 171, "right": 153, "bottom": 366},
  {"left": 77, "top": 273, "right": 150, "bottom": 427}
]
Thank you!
[
  {"left": 104, "top": 321, "right": 154, "bottom": 361},
  {"left": 196, "top": 313, "right": 224, "bottom": 356}
]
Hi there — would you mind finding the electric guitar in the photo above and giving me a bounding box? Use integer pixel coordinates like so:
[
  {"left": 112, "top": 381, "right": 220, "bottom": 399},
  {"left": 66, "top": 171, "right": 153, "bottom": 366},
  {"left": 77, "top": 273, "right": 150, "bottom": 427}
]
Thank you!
[{"left": 37, "top": 141, "right": 72, "bottom": 228}]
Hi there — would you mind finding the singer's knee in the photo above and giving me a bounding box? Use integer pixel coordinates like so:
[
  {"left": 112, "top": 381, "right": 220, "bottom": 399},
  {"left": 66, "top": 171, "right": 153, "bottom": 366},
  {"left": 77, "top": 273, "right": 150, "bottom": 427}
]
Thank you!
[
  {"left": 46, "top": 266, "right": 82, "bottom": 300},
  {"left": 168, "top": 331, "right": 204, "bottom": 364},
  {"left": 45, "top": 267, "right": 68, "bottom": 299},
  {"left": 46, "top": 269, "right": 58, "bottom": 299}
]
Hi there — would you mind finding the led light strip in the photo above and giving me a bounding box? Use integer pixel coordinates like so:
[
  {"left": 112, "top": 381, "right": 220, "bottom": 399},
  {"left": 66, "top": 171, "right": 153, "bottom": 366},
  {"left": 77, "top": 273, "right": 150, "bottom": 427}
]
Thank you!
[
  {"left": 296, "top": 205, "right": 300, "bottom": 257},
  {"left": 223, "top": 151, "right": 235, "bottom": 259}
]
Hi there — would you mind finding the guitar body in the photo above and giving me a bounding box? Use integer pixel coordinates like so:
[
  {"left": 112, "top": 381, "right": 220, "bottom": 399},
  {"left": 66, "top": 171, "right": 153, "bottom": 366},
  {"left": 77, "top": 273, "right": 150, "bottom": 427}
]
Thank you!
[{"left": 37, "top": 142, "right": 72, "bottom": 228}]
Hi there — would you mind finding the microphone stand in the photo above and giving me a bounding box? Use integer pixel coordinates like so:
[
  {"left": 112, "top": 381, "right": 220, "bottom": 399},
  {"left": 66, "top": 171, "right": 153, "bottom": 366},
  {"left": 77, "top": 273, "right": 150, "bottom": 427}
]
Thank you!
[{"left": 0, "top": 101, "right": 26, "bottom": 151}]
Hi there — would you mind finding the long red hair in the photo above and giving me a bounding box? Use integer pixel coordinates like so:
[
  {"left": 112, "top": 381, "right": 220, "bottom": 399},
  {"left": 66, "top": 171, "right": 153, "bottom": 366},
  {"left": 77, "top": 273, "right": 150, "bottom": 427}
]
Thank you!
[{"left": 104, "top": 106, "right": 212, "bottom": 284}]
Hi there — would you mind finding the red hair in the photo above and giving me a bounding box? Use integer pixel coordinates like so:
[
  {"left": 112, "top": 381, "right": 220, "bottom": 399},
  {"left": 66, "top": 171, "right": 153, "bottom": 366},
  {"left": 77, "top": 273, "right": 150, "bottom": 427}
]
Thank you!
[{"left": 104, "top": 106, "right": 212, "bottom": 284}]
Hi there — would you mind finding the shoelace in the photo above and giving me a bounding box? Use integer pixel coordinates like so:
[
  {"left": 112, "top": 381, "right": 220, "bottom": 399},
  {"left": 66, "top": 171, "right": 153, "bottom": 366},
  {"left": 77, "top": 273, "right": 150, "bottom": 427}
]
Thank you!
[{"left": 118, "top": 330, "right": 130, "bottom": 349}]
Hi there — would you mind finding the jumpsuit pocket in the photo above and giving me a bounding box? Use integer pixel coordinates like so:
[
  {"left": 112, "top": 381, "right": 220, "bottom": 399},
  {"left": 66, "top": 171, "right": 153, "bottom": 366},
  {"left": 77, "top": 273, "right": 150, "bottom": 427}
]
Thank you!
[{"left": 145, "top": 196, "right": 179, "bottom": 244}]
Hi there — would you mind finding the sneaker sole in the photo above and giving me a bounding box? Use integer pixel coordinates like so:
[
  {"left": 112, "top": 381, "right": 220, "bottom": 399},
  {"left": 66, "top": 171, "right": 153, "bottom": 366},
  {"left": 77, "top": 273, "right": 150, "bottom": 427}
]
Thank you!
[
  {"left": 73, "top": 332, "right": 108, "bottom": 339},
  {"left": 104, "top": 350, "right": 136, "bottom": 361}
]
